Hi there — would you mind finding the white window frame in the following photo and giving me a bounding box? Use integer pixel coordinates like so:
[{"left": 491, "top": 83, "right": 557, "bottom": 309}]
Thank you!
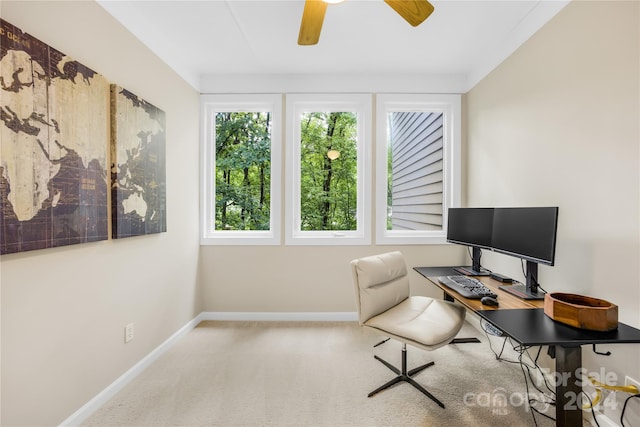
[
  {"left": 375, "top": 94, "right": 461, "bottom": 245},
  {"left": 285, "top": 94, "right": 372, "bottom": 245},
  {"left": 200, "top": 94, "right": 282, "bottom": 245}
]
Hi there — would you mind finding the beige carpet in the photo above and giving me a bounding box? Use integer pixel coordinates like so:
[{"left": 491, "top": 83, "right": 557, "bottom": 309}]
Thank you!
[{"left": 83, "top": 320, "right": 558, "bottom": 426}]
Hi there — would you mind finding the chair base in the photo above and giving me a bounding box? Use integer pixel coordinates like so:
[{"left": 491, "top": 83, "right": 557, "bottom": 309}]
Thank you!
[{"left": 368, "top": 343, "right": 445, "bottom": 408}]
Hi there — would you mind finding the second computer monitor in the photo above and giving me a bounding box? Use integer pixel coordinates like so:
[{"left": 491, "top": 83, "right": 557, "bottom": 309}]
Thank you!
[{"left": 491, "top": 207, "right": 558, "bottom": 266}]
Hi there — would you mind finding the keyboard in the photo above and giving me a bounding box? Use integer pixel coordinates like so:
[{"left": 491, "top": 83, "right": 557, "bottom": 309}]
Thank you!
[{"left": 437, "top": 276, "right": 498, "bottom": 299}]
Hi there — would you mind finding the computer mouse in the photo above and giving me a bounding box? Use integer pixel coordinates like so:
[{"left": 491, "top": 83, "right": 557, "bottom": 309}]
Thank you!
[{"left": 481, "top": 296, "right": 499, "bottom": 307}]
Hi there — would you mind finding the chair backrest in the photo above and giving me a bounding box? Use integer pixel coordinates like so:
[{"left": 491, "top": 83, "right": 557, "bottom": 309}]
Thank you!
[{"left": 350, "top": 251, "right": 410, "bottom": 325}]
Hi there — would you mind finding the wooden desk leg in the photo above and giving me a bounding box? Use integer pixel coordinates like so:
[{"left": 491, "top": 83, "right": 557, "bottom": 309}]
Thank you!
[{"left": 555, "top": 345, "right": 582, "bottom": 427}]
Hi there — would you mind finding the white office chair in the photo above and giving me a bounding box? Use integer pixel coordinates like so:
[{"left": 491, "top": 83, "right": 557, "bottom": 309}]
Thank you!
[{"left": 350, "top": 251, "right": 466, "bottom": 408}]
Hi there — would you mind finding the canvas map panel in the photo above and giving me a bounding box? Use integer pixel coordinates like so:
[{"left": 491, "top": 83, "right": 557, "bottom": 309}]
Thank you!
[
  {"left": 111, "top": 85, "right": 166, "bottom": 238},
  {"left": 0, "top": 19, "right": 109, "bottom": 255}
]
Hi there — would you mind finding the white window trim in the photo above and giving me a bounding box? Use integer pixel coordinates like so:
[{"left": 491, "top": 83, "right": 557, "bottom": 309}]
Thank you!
[
  {"left": 375, "top": 94, "right": 461, "bottom": 245},
  {"left": 285, "top": 94, "right": 372, "bottom": 245},
  {"left": 200, "top": 94, "right": 282, "bottom": 245}
]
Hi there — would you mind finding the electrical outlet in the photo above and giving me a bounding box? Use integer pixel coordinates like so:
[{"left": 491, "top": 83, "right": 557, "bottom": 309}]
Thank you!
[
  {"left": 124, "top": 323, "right": 134, "bottom": 343},
  {"left": 625, "top": 376, "right": 640, "bottom": 393}
]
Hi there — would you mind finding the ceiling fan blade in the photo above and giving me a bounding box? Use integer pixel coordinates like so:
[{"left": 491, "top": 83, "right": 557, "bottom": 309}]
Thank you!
[
  {"left": 298, "top": 0, "right": 328, "bottom": 45},
  {"left": 384, "top": 0, "right": 434, "bottom": 27}
]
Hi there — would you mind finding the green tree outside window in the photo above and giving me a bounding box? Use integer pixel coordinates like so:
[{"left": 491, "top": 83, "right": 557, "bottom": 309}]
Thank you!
[
  {"left": 299, "top": 112, "right": 358, "bottom": 231},
  {"left": 215, "top": 112, "right": 271, "bottom": 230}
]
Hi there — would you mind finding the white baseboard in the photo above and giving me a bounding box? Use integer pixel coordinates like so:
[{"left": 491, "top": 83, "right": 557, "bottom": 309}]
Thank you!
[
  {"left": 59, "top": 313, "right": 207, "bottom": 427},
  {"left": 200, "top": 311, "right": 358, "bottom": 322},
  {"left": 58, "top": 311, "right": 357, "bottom": 426}
]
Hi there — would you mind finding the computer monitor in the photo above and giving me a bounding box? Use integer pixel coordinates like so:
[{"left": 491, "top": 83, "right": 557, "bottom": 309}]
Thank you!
[
  {"left": 491, "top": 207, "right": 559, "bottom": 300},
  {"left": 446, "top": 208, "right": 494, "bottom": 275}
]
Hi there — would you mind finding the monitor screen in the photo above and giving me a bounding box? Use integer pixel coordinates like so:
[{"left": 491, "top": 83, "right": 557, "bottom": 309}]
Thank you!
[
  {"left": 491, "top": 207, "right": 559, "bottom": 265},
  {"left": 446, "top": 208, "right": 494, "bottom": 249}
]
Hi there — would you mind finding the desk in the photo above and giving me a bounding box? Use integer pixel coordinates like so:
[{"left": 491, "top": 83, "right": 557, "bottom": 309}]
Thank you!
[{"left": 415, "top": 266, "right": 640, "bottom": 427}]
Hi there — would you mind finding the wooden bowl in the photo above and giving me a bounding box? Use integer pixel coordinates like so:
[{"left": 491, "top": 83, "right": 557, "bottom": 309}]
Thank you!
[{"left": 544, "top": 292, "right": 618, "bottom": 331}]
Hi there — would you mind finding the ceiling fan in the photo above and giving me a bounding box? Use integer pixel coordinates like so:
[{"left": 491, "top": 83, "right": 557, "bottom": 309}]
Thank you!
[{"left": 298, "top": 0, "right": 435, "bottom": 45}]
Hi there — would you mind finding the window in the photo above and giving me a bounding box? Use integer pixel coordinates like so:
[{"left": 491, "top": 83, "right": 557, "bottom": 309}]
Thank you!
[
  {"left": 375, "top": 94, "right": 461, "bottom": 244},
  {"left": 285, "top": 94, "right": 371, "bottom": 245},
  {"left": 200, "top": 94, "right": 282, "bottom": 245},
  {"left": 200, "top": 93, "right": 458, "bottom": 246}
]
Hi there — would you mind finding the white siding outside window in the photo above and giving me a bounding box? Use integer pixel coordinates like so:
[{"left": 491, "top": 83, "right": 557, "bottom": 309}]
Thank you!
[{"left": 375, "top": 94, "right": 461, "bottom": 245}]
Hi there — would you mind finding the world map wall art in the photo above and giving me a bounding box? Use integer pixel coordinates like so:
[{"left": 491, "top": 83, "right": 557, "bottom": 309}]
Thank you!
[
  {"left": 110, "top": 86, "right": 166, "bottom": 238},
  {"left": 0, "top": 19, "right": 167, "bottom": 255}
]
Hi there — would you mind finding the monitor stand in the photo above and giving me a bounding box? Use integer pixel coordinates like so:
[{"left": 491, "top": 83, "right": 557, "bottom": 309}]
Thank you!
[
  {"left": 454, "top": 247, "right": 491, "bottom": 276},
  {"left": 499, "top": 261, "right": 545, "bottom": 300},
  {"left": 499, "top": 284, "right": 545, "bottom": 300},
  {"left": 454, "top": 266, "right": 491, "bottom": 276}
]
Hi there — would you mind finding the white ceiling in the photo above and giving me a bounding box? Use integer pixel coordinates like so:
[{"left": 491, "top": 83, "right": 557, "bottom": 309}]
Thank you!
[{"left": 98, "top": 0, "right": 569, "bottom": 92}]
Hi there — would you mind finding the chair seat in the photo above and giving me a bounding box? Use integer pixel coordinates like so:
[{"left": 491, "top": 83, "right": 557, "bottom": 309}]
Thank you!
[{"left": 364, "top": 296, "right": 465, "bottom": 351}]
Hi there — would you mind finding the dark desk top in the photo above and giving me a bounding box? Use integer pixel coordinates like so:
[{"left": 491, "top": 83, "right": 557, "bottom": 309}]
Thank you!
[{"left": 478, "top": 308, "right": 640, "bottom": 347}]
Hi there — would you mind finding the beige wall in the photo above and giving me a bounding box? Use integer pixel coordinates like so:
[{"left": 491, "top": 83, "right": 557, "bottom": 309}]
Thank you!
[
  {"left": 0, "top": 2, "right": 201, "bottom": 425},
  {"left": 465, "top": 0, "right": 640, "bottom": 418},
  {"left": 199, "top": 245, "right": 465, "bottom": 313},
  {"left": 3, "top": 0, "right": 638, "bottom": 425}
]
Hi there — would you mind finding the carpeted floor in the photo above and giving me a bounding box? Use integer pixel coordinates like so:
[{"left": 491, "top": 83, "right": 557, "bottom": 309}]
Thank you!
[{"left": 83, "top": 320, "right": 559, "bottom": 426}]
